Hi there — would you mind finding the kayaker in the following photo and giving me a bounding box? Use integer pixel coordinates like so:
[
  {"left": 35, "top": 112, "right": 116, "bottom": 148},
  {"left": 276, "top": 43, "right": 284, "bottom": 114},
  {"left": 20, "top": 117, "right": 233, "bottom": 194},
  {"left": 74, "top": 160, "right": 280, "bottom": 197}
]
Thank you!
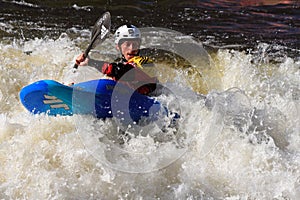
[{"left": 75, "top": 24, "right": 158, "bottom": 96}]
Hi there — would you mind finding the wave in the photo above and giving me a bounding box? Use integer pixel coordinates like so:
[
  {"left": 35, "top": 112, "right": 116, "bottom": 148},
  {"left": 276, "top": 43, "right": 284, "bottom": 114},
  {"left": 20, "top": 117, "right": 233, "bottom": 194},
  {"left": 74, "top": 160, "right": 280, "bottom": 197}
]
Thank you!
[{"left": 0, "top": 34, "right": 299, "bottom": 198}]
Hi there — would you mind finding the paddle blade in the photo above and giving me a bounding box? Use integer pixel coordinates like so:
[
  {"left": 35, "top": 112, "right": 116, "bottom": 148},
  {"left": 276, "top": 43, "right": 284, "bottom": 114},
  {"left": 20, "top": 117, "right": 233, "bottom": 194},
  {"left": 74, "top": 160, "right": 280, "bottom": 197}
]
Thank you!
[{"left": 91, "top": 11, "right": 111, "bottom": 49}]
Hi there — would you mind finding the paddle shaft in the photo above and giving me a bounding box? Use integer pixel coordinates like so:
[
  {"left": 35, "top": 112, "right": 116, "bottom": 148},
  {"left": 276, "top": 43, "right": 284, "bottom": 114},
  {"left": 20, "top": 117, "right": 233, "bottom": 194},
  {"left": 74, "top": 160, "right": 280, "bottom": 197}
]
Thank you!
[{"left": 73, "top": 30, "right": 101, "bottom": 69}]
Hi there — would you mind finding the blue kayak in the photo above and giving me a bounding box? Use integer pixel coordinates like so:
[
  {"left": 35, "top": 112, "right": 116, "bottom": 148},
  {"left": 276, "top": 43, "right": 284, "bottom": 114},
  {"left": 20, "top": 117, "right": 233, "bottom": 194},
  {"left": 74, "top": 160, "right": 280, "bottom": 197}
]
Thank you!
[{"left": 19, "top": 79, "right": 169, "bottom": 124}]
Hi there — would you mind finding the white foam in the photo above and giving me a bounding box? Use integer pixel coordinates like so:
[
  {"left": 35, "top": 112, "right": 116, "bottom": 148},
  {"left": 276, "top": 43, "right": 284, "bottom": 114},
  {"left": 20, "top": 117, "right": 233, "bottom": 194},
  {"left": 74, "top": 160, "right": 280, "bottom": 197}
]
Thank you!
[{"left": 0, "top": 36, "right": 299, "bottom": 199}]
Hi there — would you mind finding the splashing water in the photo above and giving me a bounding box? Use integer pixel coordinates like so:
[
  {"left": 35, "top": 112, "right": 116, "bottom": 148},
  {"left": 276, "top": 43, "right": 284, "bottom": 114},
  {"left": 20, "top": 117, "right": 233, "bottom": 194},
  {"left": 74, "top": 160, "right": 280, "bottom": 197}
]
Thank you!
[{"left": 0, "top": 24, "right": 299, "bottom": 200}]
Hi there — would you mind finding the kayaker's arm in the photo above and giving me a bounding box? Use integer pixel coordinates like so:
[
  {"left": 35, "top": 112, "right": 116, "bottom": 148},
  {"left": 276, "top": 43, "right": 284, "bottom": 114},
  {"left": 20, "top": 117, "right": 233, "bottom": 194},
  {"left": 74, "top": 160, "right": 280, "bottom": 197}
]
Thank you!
[
  {"left": 87, "top": 57, "right": 106, "bottom": 72},
  {"left": 75, "top": 53, "right": 105, "bottom": 72}
]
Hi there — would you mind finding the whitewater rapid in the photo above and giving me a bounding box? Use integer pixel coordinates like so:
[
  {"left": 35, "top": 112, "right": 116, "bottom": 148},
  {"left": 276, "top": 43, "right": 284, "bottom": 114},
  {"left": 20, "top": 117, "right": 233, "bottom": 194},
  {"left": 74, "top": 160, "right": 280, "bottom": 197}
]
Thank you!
[{"left": 0, "top": 33, "right": 299, "bottom": 199}]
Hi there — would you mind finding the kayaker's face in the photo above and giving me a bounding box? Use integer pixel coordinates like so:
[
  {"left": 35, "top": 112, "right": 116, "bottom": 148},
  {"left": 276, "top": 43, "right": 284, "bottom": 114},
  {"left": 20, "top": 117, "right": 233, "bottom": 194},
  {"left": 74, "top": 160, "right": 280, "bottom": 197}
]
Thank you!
[{"left": 117, "top": 39, "right": 140, "bottom": 61}]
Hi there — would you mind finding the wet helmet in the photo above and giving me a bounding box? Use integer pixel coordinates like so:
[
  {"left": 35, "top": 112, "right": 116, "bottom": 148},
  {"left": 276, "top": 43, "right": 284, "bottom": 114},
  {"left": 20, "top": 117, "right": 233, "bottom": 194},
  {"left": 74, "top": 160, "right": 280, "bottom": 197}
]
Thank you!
[{"left": 114, "top": 25, "right": 141, "bottom": 45}]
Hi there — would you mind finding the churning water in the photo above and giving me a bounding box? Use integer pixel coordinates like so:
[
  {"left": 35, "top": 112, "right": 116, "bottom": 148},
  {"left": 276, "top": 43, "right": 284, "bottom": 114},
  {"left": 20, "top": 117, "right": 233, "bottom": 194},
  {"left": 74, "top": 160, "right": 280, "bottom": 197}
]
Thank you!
[{"left": 0, "top": 0, "right": 299, "bottom": 199}]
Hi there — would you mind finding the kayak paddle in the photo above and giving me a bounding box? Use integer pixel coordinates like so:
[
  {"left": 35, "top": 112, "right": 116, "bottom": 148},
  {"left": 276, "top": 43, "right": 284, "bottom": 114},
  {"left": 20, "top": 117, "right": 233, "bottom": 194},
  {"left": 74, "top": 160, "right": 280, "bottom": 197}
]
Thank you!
[{"left": 73, "top": 11, "right": 111, "bottom": 71}]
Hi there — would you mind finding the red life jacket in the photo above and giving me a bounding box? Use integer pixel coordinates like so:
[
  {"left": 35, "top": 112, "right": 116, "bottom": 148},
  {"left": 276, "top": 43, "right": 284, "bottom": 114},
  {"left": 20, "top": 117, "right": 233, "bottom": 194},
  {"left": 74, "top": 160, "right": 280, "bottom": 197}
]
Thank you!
[{"left": 102, "top": 61, "right": 157, "bottom": 95}]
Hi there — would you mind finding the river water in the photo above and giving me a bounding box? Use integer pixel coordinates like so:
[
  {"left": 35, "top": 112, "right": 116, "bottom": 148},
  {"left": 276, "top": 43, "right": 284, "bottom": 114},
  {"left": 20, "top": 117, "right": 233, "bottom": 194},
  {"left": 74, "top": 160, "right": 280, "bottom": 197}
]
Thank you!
[{"left": 0, "top": 0, "right": 299, "bottom": 199}]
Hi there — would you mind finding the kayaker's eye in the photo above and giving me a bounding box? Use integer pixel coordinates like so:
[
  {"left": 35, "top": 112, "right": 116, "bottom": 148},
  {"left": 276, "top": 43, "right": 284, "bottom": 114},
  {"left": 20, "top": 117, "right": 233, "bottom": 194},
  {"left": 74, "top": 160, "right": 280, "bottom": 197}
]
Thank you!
[{"left": 122, "top": 41, "right": 140, "bottom": 49}]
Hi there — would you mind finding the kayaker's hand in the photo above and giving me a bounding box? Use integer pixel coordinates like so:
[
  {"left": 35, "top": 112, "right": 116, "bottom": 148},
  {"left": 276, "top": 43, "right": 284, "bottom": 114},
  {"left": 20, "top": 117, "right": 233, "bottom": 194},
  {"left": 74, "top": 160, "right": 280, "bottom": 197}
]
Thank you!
[{"left": 75, "top": 53, "right": 89, "bottom": 66}]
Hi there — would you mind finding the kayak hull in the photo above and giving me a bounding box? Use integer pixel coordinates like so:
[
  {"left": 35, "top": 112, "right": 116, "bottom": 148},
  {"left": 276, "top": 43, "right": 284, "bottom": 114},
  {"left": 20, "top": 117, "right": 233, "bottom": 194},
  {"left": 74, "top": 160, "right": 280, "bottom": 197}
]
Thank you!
[{"left": 20, "top": 79, "right": 166, "bottom": 124}]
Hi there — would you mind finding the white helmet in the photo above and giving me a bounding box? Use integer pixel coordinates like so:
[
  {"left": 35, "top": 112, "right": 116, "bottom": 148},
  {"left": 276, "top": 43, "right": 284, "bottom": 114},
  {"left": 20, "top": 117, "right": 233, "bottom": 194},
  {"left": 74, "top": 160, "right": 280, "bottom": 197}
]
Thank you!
[{"left": 114, "top": 25, "right": 141, "bottom": 45}]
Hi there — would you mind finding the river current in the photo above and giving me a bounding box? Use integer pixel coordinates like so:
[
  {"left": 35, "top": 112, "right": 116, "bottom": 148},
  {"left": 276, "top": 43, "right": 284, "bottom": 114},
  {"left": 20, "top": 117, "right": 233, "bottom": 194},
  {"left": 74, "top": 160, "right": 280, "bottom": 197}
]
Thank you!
[{"left": 0, "top": 0, "right": 299, "bottom": 199}]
